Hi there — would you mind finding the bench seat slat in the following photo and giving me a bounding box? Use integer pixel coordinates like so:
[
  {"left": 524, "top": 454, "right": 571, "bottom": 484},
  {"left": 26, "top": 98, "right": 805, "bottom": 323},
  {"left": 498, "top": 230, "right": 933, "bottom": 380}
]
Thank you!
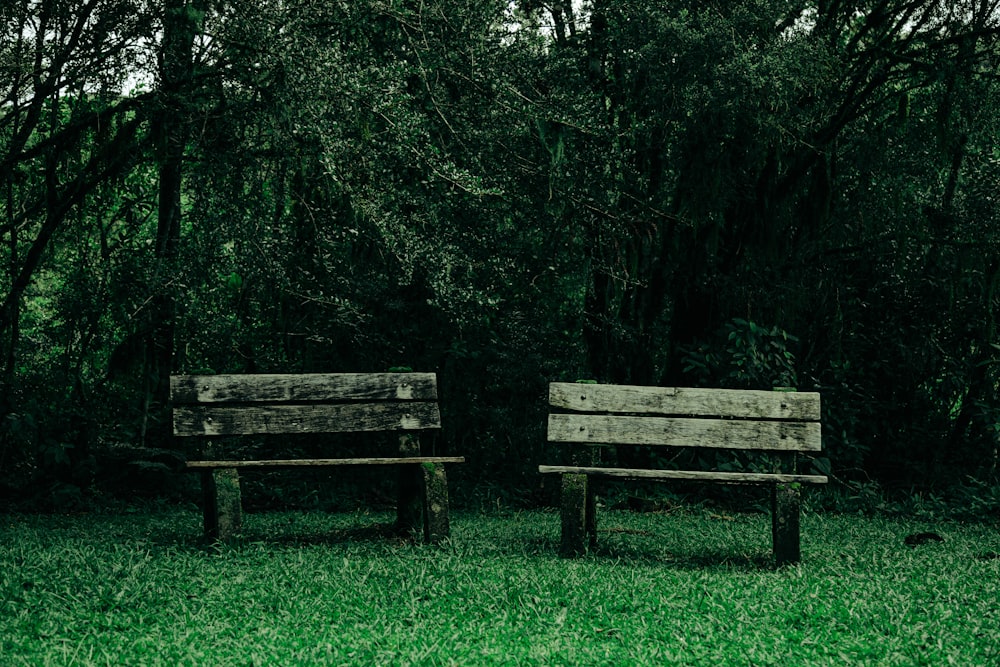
[
  {"left": 538, "top": 465, "right": 828, "bottom": 485},
  {"left": 547, "top": 414, "right": 821, "bottom": 451},
  {"left": 171, "top": 372, "right": 438, "bottom": 404},
  {"left": 187, "top": 456, "right": 465, "bottom": 469},
  {"left": 549, "top": 383, "right": 820, "bottom": 421},
  {"left": 174, "top": 402, "right": 441, "bottom": 437}
]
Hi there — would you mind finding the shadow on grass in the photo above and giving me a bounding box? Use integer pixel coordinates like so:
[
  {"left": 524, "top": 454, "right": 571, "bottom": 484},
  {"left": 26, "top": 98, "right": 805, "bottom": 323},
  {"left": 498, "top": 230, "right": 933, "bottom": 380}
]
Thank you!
[
  {"left": 194, "top": 525, "right": 423, "bottom": 551},
  {"left": 493, "top": 531, "right": 776, "bottom": 570},
  {"left": 153, "top": 513, "right": 423, "bottom": 552},
  {"left": 162, "top": 509, "right": 782, "bottom": 570},
  {"left": 588, "top": 539, "right": 775, "bottom": 571},
  {"left": 261, "top": 520, "right": 416, "bottom": 547}
]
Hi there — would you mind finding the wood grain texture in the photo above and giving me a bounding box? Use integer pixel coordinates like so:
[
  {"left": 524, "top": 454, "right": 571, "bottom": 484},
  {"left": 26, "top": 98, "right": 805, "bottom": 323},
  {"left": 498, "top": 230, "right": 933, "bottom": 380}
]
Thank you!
[
  {"left": 170, "top": 373, "right": 438, "bottom": 404},
  {"left": 560, "top": 473, "right": 589, "bottom": 557},
  {"left": 772, "top": 483, "right": 802, "bottom": 565},
  {"left": 201, "top": 468, "right": 242, "bottom": 542},
  {"left": 547, "top": 414, "right": 821, "bottom": 451},
  {"left": 538, "top": 465, "right": 828, "bottom": 484},
  {"left": 549, "top": 383, "right": 820, "bottom": 421},
  {"left": 173, "top": 402, "right": 441, "bottom": 437},
  {"left": 186, "top": 456, "right": 465, "bottom": 469},
  {"left": 422, "top": 463, "right": 451, "bottom": 544}
]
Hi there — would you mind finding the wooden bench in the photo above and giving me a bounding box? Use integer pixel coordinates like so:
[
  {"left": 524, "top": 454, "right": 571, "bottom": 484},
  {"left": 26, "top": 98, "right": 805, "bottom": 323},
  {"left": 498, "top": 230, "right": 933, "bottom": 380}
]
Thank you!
[
  {"left": 170, "top": 372, "right": 463, "bottom": 543},
  {"left": 538, "top": 383, "right": 827, "bottom": 565}
]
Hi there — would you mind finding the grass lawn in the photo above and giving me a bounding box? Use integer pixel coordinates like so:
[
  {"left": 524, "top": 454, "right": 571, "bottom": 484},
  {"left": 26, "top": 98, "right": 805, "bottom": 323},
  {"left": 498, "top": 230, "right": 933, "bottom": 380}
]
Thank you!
[{"left": 2, "top": 506, "right": 999, "bottom": 666}]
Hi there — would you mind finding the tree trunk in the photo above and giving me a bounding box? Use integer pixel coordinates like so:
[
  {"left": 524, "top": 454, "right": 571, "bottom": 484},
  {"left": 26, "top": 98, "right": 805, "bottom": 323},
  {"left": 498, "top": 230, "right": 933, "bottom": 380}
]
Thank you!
[
  {"left": 146, "top": 0, "right": 205, "bottom": 446},
  {"left": 2, "top": 169, "right": 18, "bottom": 407}
]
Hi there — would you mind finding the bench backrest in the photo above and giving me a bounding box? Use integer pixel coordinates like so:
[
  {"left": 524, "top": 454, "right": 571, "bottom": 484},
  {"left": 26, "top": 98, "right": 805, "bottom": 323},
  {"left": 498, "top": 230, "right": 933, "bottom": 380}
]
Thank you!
[
  {"left": 547, "top": 383, "right": 820, "bottom": 452},
  {"left": 171, "top": 373, "right": 441, "bottom": 438}
]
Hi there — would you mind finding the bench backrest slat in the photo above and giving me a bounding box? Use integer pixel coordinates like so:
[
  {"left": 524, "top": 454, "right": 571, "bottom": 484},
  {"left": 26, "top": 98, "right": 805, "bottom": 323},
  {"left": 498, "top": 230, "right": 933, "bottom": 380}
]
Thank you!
[
  {"left": 174, "top": 402, "right": 441, "bottom": 437},
  {"left": 549, "top": 383, "right": 819, "bottom": 421},
  {"left": 171, "top": 372, "right": 437, "bottom": 404},
  {"left": 547, "top": 414, "right": 821, "bottom": 451},
  {"left": 171, "top": 373, "right": 441, "bottom": 437}
]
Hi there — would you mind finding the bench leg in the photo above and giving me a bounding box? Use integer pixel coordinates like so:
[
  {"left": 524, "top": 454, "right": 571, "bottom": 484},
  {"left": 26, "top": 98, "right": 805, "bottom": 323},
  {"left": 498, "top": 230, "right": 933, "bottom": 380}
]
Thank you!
[
  {"left": 201, "top": 468, "right": 242, "bottom": 543},
  {"left": 421, "top": 463, "right": 450, "bottom": 544},
  {"left": 771, "top": 482, "right": 801, "bottom": 565},
  {"left": 560, "top": 473, "right": 590, "bottom": 557}
]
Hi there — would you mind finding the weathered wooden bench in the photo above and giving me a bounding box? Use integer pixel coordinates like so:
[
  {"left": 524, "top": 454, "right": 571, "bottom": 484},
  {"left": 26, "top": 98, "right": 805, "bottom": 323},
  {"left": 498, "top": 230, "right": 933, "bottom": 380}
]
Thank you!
[
  {"left": 171, "top": 372, "right": 463, "bottom": 543},
  {"left": 538, "top": 383, "right": 827, "bottom": 565}
]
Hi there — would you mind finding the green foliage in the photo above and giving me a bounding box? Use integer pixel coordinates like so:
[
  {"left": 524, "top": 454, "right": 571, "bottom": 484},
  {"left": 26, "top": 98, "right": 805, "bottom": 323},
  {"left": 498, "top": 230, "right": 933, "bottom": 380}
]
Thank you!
[
  {"left": 3, "top": 0, "right": 1000, "bottom": 503},
  {"left": 815, "top": 477, "right": 1000, "bottom": 525},
  {"left": 681, "top": 318, "right": 799, "bottom": 389}
]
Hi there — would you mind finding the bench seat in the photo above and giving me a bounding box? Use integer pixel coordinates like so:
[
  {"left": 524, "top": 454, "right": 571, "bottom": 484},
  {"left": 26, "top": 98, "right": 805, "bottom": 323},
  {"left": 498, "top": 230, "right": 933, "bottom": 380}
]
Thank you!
[{"left": 538, "top": 465, "right": 827, "bottom": 485}]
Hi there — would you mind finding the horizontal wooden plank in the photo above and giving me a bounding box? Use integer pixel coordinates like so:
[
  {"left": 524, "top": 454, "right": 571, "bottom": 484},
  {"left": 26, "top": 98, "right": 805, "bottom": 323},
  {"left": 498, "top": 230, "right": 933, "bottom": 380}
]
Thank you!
[
  {"left": 186, "top": 456, "right": 465, "bottom": 469},
  {"left": 547, "top": 414, "right": 821, "bottom": 451},
  {"left": 170, "top": 373, "right": 437, "bottom": 404},
  {"left": 538, "top": 465, "right": 828, "bottom": 485},
  {"left": 549, "top": 383, "right": 820, "bottom": 421},
  {"left": 173, "top": 402, "right": 441, "bottom": 437}
]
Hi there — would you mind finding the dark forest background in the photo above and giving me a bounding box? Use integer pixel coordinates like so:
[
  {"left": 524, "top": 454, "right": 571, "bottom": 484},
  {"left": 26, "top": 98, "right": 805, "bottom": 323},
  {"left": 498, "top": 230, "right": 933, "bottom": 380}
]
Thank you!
[{"left": 3, "top": 0, "right": 1000, "bottom": 512}]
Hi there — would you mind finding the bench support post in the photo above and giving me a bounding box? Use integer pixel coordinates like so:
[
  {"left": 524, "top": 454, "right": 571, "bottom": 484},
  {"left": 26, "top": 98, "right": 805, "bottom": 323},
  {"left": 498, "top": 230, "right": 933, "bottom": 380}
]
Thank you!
[
  {"left": 201, "top": 468, "right": 242, "bottom": 542},
  {"left": 771, "top": 482, "right": 801, "bottom": 565},
  {"left": 421, "top": 462, "right": 450, "bottom": 543},
  {"left": 560, "top": 473, "right": 590, "bottom": 557}
]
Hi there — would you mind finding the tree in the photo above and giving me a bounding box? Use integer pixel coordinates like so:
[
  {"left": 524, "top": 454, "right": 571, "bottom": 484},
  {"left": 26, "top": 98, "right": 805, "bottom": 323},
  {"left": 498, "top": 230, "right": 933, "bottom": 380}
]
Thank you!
[
  {"left": 3, "top": 0, "right": 1000, "bottom": 506},
  {"left": 143, "top": 0, "right": 209, "bottom": 445},
  {"left": 0, "top": 0, "right": 159, "bottom": 500},
  {"left": 1, "top": 0, "right": 154, "bottom": 391},
  {"left": 511, "top": 0, "right": 1000, "bottom": 487}
]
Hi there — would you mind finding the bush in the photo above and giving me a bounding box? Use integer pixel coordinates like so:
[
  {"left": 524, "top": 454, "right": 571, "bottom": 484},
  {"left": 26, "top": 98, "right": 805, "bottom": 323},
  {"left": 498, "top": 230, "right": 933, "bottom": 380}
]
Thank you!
[{"left": 681, "top": 318, "right": 799, "bottom": 389}]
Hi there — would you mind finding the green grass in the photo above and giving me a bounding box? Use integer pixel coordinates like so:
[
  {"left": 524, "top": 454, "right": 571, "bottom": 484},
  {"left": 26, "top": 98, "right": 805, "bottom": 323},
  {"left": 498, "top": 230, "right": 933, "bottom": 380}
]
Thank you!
[{"left": 2, "top": 507, "right": 999, "bottom": 666}]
